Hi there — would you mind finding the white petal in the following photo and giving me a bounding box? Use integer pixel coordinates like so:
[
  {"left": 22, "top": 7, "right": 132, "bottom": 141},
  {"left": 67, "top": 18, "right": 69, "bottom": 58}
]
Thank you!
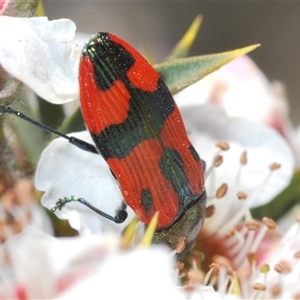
[
  {"left": 58, "top": 247, "right": 180, "bottom": 300},
  {"left": 73, "top": 31, "right": 93, "bottom": 51},
  {"left": 292, "top": 124, "right": 300, "bottom": 167},
  {"left": 0, "top": 16, "right": 79, "bottom": 103},
  {"left": 4, "top": 227, "right": 121, "bottom": 298},
  {"left": 35, "top": 104, "right": 294, "bottom": 236},
  {"left": 5, "top": 227, "right": 179, "bottom": 299},
  {"left": 181, "top": 104, "right": 294, "bottom": 231},
  {"left": 254, "top": 223, "right": 300, "bottom": 298},
  {"left": 30, "top": 203, "right": 54, "bottom": 235},
  {"left": 188, "top": 288, "right": 239, "bottom": 300},
  {"left": 175, "top": 56, "right": 284, "bottom": 124},
  {"left": 4, "top": 227, "right": 58, "bottom": 298},
  {"left": 35, "top": 131, "right": 134, "bottom": 235},
  {"left": 175, "top": 56, "right": 294, "bottom": 147}
]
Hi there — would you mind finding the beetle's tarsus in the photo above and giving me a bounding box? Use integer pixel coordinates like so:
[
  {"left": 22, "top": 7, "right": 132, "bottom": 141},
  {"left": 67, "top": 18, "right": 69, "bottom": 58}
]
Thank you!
[{"left": 50, "top": 196, "right": 80, "bottom": 213}]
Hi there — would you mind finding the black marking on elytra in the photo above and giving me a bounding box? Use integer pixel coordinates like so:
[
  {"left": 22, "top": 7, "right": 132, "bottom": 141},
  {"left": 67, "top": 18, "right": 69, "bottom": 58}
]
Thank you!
[
  {"left": 82, "top": 32, "right": 135, "bottom": 90},
  {"left": 83, "top": 33, "right": 135, "bottom": 91},
  {"left": 188, "top": 145, "right": 201, "bottom": 162},
  {"left": 201, "top": 159, "right": 206, "bottom": 172},
  {"left": 141, "top": 189, "right": 153, "bottom": 212},
  {"left": 159, "top": 148, "right": 200, "bottom": 210},
  {"left": 91, "top": 77, "right": 175, "bottom": 159},
  {"left": 85, "top": 32, "right": 176, "bottom": 160}
]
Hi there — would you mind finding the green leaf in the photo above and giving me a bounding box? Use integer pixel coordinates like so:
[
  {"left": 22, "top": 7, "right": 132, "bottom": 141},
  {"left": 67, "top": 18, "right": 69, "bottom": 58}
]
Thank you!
[
  {"left": 59, "top": 107, "right": 85, "bottom": 134},
  {"left": 167, "top": 15, "right": 202, "bottom": 60},
  {"left": 38, "top": 95, "right": 65, "bottom": 129},
  {"left": 251, "top": 169, "right": 300, "bottom": 221},
  {"left": 155, "top": 44, "right": 260, "bottom": 95},
  {"left": 8, "top": 93, "right": 48, "bottom": 169}
]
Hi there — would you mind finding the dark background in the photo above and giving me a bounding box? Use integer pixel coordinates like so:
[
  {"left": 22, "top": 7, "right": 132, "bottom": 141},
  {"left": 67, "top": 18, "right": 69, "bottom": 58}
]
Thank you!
[{"left": 44, "top": 1, "right": 300, "bottom": 126}]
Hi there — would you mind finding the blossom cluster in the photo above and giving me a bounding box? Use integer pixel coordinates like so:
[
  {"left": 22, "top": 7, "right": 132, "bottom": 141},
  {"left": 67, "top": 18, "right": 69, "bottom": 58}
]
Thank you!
[{"left": 0, "top": 6, "right": 299, "bottom": 299}]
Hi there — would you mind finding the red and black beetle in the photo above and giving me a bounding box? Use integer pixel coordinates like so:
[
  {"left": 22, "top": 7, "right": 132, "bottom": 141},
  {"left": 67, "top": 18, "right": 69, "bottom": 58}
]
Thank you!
[
  {"left": 77, "top": 32, "right": 206, "bottom": 250},
  {"left": 0, "top": 32, "right": 206, "bottom": 251}
]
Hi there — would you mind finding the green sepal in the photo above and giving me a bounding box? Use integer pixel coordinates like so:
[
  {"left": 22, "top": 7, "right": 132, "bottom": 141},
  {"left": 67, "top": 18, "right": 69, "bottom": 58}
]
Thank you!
[
  {"left": 155, "top": 44, "right": 260, "bottom": 95},
  {"left": 36, "top": 0, "right": 45, "bottom": 16}
]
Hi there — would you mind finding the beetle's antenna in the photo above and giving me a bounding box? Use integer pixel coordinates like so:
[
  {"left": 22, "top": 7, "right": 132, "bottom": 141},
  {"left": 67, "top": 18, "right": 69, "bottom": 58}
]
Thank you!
[{"left": 0, "top": 106, "right": 99, "bottom": 154}]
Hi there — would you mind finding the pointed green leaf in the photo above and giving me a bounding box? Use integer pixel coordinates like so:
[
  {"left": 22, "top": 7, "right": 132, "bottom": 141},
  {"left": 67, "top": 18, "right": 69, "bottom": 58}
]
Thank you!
[
  {"left": 155, "top": 44, "right": 260, "bottom": 95},
  {"left": 36, "top": 0, "right": 45, "bottom": 16},
  {"left": 167, "top": 15, "right": 202, "bottom": 60}
]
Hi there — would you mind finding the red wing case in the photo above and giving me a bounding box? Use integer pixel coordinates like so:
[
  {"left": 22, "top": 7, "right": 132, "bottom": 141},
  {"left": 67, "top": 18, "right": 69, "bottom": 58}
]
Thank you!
[{"left": 78, "top": 32, "right": 205, "bottom": 229}]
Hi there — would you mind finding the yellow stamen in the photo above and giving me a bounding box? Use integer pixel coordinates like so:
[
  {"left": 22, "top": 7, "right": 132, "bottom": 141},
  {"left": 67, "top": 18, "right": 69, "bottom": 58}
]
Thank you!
[
  {"left": 121, "top": 216, "right": 139, "bottom": 249},
  {"left": 213, "top": 155, "right": 223, "bottom": 167},
  {"left": 231, "top": 271, "right": 241, "bottom": 296},
  {"left": 246, "top": 219, "right": 260, "bottom": 230},
  {"left": 237, "top": 191, "right": 247, "bottom": 200},
  {"left": 271, "top": 283, "right": 281, "bottom": 297},
  {"left": 215, "top": 141, "right": 230, "bottom": 151},
  {"left": 262, "top": 217, "right": 277, "bottom": 230},
  {"left": 253, "top": 282, "right": 266, "bottom": 291},
  {"left": 247, "top": 252, "right": 257, "bottom": 265},
  {"left": 269, "top": 162, "right": 281, "bottom": 171},
  {"left": 259, "top": 264, "right": 270, "bottom": 273},
  {"left": 139, "top": 212, "right": 159, "bottom": 247},
  {"left": 216, "top": 183, "right": 228, "bottom": 199},
  {"left": 240, "top": 150, "right": 248, "bottom": 165},
  {"left": 205, "top": 205, "right": 215, "bottom": 218},
  {"left": 294, "top": 250, "right": 300, "bottom": 259}
]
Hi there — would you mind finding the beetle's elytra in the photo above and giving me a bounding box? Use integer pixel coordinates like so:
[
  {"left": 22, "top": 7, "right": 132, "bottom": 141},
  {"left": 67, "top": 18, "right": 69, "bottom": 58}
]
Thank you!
[{"left": 78, "top": 32, "right": 206, "bottom": 250}]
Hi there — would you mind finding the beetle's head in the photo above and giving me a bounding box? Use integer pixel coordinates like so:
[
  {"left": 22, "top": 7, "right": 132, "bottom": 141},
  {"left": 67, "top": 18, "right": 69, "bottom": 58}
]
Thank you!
[{"left": 151, "top": 191, "right": 207, "bottom": 258}]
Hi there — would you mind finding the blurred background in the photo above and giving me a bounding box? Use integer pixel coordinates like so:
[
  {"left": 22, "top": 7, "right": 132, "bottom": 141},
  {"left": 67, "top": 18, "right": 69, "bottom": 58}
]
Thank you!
[{"left": 43, "top": 1, "right": 300, "bottom": 126}]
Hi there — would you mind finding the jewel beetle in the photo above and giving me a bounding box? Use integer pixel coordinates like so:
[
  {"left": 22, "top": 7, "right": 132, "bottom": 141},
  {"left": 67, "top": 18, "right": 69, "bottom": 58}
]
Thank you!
[
  {"left": 77, "top": 32, "right": 206, "bottom": 250},
  {"left": 0, "top": 32, "right": 206, "bottom": 252}
]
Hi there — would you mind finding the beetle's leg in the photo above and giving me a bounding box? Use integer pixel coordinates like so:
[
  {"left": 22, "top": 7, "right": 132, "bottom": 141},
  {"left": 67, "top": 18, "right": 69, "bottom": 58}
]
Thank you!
[
  {"left": 51, "top": 196, "right": 128, "bottom": 224},
  {"left": 0, "top": 106, "right": 99, "bottom": 154}
]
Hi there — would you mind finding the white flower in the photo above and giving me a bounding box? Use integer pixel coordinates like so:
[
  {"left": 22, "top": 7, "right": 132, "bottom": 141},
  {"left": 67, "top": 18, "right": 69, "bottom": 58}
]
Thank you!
[
  {"left": 180, "top": 104, "right": 293, "bottom": 234},
  {"left": 35, "top": 131, "right": 133, "bottom": 235},
  {"left": 0, "top": 16, "right": 298, "bottom": 299},
  {"left": 0, "top": 16, "right": 79, "bottom": 103},
  {"left": 249, "top": 222, "right": 300, "bottom": 299},
  {"left": 0, "top": 179, "right": 53, "bottom": 241},
  {"left": 35, "top": 104, "right": 294, "bottom": 236},
  {"left": 0, "top": 227, "right": 182, "bottom": 299},
  {"left": 203, "top": 218, "right": 300, "bottom": 299},
  {"left": 175, "top": 56, "right": 293, "bottom": 143},
  {"left": 58, "top": 245, "right": 180, "bottom": 300}
]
